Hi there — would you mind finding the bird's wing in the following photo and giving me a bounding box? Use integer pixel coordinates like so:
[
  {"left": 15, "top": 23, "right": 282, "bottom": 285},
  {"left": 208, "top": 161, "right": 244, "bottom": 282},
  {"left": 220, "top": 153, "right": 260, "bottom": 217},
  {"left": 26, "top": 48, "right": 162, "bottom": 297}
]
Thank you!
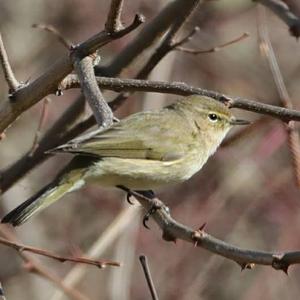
[{"left": 50, "top": 111, "right": 191, "bottom": 161}]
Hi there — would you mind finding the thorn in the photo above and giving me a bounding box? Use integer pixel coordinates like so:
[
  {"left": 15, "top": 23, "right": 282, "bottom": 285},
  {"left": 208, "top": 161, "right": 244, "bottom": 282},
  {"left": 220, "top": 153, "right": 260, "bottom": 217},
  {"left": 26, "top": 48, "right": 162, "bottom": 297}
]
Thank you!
[
  {"left": 198, "top": 222, "right": 206, "bottom": 231},
  {"left": 272, "top": 254, "right": 290, "bottom": 274},
  {"left": 192, "top": 223, "right": 207, "bottom": 247},
  {"left": 162, "top": 230, "right": 177, "bottom": 243},
  {"left": 282, "top": 265, "right": 289, "bottom": 275},
  {"left": 239, "top": 262, "right": 255, "bottom": 271}
]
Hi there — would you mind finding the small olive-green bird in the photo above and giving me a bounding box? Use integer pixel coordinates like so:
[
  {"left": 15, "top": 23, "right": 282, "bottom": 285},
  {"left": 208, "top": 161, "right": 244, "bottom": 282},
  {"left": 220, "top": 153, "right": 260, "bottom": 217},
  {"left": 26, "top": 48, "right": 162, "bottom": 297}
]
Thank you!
[{"left": 2, "top": 95, "right": 248, "bottom": 226}]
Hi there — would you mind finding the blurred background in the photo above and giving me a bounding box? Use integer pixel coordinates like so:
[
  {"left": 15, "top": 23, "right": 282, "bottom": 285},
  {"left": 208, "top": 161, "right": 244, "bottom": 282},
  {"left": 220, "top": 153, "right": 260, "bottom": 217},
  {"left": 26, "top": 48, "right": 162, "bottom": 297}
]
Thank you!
[{"left": 1, "top": 0, "right": 300, "bottom": 299}]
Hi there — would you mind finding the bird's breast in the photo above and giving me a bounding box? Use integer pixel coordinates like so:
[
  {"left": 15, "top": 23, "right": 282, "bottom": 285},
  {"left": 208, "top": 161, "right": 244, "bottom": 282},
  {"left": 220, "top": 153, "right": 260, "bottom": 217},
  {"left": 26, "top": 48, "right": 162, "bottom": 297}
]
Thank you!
[{"left": 84, "top": 153, "right": 206, "bottom": 190}]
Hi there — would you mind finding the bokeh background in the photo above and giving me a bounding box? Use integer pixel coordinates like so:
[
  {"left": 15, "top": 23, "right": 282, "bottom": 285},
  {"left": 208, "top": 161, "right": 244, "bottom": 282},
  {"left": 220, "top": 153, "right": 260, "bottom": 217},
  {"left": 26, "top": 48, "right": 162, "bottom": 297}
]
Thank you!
[{"left": 1, "top": 0, "right": 300, "bottom": 299}]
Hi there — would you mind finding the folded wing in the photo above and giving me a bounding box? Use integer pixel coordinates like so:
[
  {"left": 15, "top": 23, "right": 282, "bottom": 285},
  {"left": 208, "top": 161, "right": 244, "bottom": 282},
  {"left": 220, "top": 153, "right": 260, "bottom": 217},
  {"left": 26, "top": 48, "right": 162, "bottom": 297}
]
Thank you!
[{"left": 50, "top": 110, "right": 191, "bottom": 162}]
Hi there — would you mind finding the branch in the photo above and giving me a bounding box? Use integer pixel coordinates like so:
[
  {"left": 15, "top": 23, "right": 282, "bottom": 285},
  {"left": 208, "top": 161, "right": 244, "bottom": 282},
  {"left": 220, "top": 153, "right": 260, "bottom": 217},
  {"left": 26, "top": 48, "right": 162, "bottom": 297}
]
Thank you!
[
  {"left": 99, "top": 0, "right": 201, "bottom": 76},
  {"left": 119, "top": 188, "right": 300, "bottom": 273},
  {"left": 0, "top": 227, "right": 90, "bottom": 300},
  {"left": 258, "top": 6, "right": 300, "bottom": 187},
  {"left": 0, "top": 236, "right": 120, "bottom": 268},
  {"left": 255, "top": 0, "right": 300, "bottom": 38},
  {"left": 105, "top": 0, "right": 124, "bottom": 33},
  {"left": 176, "top": 32, "right": 250, "bottom": 54},
  {"left": 29, "top": 97, "right": 51, "bottom": 155},
  {"left": 61, "top": 75, "right": 300, "bottom": 122},
  {"left": 72, "top": 54, "right": 113, "bottom": 127},
  {"left": 32, "top": 23, "right": 72, "bottom": 49},
  {"left": 0, "top": 13, "right": 144, "bottom": 134},
  {"left": 139, "top": 255, "right": 159, "bottom": 300},
  {"left": 0, "top": 32, "right": 20, "bottom": 92}
]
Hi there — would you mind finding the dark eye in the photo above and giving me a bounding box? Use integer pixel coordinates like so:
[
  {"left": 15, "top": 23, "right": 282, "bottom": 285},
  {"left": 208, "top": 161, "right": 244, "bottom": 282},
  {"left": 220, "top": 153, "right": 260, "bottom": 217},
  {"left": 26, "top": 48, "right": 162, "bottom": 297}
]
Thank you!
[{"left": 208, "top": 113, "right": 218, "bottom": 122}]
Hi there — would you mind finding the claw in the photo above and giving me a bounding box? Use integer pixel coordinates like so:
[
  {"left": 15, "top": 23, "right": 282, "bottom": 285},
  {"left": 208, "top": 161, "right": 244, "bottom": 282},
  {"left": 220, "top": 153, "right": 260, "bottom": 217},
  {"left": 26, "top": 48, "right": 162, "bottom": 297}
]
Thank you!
[
  {"left": 126, "top": 193, "right": 135, "bottom": 205},
  {"left": 142, "top": 204, "right": 161, "bottom": 229},
  {"left": 143, "top": 213, "right": 150, "bottom": 229}
]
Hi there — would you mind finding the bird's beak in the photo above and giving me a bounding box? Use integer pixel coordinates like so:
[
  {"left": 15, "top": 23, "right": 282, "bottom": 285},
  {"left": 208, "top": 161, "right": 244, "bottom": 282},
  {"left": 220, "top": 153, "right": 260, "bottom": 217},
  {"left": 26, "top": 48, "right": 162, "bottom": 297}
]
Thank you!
[{"left": 229, "top": 118, "right": 251, "bottom": 125}]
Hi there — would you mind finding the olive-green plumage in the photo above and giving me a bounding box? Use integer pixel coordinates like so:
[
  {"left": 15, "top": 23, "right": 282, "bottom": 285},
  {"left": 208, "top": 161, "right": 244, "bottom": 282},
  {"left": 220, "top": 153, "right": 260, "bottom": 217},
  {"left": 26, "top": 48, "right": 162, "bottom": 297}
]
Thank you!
[{"left": 2, "top": 95, "right": 248, "bottom": 226}]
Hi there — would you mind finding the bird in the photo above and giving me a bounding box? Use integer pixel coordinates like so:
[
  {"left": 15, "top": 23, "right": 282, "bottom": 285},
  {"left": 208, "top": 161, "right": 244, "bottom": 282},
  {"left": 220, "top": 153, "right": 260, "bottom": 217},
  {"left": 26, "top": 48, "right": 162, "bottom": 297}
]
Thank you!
[{"left": 1, "top": 95, "right": 249, "bottom": 226}]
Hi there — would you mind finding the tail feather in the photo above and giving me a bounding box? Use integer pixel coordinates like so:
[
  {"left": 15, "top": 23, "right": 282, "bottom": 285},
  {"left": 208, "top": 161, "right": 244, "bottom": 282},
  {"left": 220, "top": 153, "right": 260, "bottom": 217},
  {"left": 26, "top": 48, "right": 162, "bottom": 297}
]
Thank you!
[
  {"left": 1, "top": 156, "right": 95, "bottom": 226},
  {"left": 1, "top": 179, "right": 82, "bottom": 226}
]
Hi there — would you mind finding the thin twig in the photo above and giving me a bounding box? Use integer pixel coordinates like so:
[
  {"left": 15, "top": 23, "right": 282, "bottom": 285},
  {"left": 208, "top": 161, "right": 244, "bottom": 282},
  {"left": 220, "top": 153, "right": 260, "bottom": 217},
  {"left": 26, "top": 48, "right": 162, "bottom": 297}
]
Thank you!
[
  {"left": 61, "top": 75, "right": 300, "bottom": 122},
  {"left": 139, "top": 255, "right": 159, "bottom": 300},
  {"left": 32, "top": 23, "right": 72, "bottom": 49},
  {"left": 255, "top": 0, "right": 300, "bottom": 38},
  {"left": 105, "top": 0, "right": 124, "bottom": 33},
  {"left": 0, "top": 226, "right": 90, "bottom": 300},
  {"left": 72, "top": 55, "right": 113, "bottom": 127},
  {"left": 176, "top": 32, "right": 250, "bottom": 54},
  {"left": 258, "top": 6, "right": 300, "bottom": 187},
  {"left": 0, "top": 236, "right": 120, "bottom": 268},
  {"left": 172, "top": 26, "right": 200, "bottom": 49},
  {"left": 29, "top": 97, "right": 51, "bottom": 156},
  {"left": 0, "top": 32, "right": 19, "bottom": 92}
]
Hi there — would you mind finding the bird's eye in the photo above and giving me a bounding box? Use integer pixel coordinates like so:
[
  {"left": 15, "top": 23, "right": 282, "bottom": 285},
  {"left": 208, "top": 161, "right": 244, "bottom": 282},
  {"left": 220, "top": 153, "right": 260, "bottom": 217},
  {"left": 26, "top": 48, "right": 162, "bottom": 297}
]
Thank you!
[{"left": 208, "top": 113, "right": 218, "bottom": 122}]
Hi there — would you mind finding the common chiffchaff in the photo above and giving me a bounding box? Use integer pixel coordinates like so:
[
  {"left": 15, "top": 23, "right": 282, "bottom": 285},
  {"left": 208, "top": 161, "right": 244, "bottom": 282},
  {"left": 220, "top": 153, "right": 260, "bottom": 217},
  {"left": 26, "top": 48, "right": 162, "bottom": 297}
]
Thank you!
[{"left": 2, "top": 95, "right": 249, "bottom": 226}]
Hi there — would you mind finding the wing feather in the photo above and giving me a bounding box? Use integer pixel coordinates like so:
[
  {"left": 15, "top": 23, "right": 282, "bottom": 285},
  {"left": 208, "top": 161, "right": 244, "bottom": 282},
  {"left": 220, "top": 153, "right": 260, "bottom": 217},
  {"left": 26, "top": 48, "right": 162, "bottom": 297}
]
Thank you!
[{"left": 50, "top": 110, "right": 192, "bottom": 161}]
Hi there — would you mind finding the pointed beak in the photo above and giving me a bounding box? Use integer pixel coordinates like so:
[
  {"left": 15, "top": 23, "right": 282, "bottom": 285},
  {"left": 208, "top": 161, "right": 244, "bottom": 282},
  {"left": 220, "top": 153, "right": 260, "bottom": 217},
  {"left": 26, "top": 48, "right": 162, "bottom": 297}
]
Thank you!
[{"left": 229, "top": 118, "right": 251, "bottom": 125}]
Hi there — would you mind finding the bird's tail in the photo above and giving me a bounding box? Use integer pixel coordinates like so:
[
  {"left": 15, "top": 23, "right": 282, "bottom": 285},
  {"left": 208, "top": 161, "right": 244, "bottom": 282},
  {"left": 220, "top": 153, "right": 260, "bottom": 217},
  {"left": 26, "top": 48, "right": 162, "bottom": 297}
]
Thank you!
[{"left": 1, "top": 157, "right": 94, "bottom": 226}]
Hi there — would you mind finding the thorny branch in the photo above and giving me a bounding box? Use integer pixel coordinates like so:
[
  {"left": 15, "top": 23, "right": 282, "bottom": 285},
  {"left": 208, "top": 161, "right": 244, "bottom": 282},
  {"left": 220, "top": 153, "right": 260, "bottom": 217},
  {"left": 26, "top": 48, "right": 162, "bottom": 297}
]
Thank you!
[{"left": 119, "top": 188, "right": 300, "bottom": 273}]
